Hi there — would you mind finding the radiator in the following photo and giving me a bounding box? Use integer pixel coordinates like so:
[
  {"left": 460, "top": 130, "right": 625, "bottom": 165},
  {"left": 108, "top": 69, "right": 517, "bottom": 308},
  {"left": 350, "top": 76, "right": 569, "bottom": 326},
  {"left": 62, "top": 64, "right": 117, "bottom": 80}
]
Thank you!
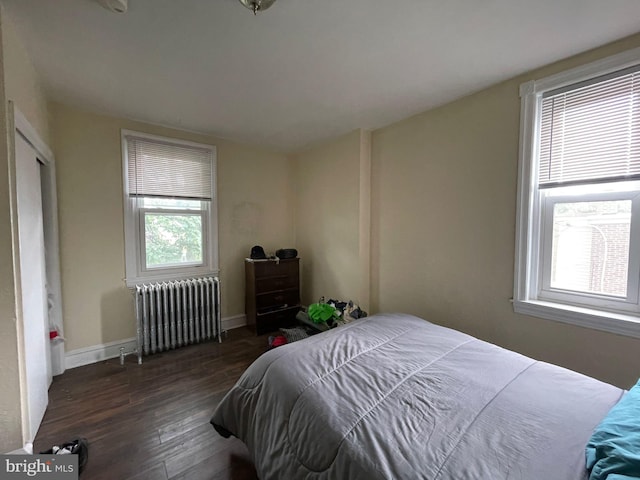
[{"left": 133, "top": 277, "right": 222, "bottom": 364}]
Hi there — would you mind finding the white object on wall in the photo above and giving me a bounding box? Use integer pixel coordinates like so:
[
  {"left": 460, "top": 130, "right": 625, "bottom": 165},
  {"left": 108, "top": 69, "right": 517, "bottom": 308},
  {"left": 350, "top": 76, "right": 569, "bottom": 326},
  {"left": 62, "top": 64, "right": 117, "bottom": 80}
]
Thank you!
[{"left": 98, "top": 0, "right": 128, "bottom": 14}]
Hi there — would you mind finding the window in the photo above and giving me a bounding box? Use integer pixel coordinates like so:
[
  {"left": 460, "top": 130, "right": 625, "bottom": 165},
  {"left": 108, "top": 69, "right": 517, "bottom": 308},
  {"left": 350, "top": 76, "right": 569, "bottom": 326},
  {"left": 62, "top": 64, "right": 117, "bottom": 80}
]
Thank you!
[
  {"left": 122, "top": 130, "right": 218, "bottom": 286},
  {"left": 514, "top": 48, "right": 640, "bottom": 338}
]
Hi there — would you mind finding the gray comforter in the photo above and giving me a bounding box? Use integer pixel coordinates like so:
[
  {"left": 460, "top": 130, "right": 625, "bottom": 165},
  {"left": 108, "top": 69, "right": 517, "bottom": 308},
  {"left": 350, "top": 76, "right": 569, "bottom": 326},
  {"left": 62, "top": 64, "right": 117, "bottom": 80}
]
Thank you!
[{"left": 211, "top": 313, "right": 624, "bottom": 479}]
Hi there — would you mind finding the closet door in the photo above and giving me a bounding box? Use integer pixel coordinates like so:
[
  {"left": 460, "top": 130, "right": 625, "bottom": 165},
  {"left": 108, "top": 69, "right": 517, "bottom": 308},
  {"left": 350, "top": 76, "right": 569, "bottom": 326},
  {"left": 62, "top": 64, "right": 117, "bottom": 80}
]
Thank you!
[{"left": 15, "top": 132, "right": 50, "bottom": 441}]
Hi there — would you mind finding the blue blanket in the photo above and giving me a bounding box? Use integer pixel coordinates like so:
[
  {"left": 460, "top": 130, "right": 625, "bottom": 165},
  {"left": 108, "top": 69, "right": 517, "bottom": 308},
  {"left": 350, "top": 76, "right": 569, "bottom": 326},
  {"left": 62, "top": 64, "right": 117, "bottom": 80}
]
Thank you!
[{"left": 586, "top": 379, "right": 640, "bottom": 480}]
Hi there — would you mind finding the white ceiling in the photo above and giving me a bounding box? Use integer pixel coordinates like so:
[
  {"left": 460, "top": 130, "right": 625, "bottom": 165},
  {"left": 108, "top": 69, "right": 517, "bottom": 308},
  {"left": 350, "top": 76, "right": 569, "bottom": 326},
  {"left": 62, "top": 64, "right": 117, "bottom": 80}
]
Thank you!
[{"left": 4, "top": 0, "right": 640, "bottom": 152}]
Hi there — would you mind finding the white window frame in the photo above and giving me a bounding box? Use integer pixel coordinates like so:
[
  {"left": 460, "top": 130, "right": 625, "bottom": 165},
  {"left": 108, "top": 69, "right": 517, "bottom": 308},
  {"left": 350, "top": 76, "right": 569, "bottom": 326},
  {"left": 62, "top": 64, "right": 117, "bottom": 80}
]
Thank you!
[
  {"left": 122, "top": 130, "right": 219, "bottom": 287},
  {"left": 138, "top": 206, "right": 207, "bottom": 271},
  {"left": 514, "top": 47, "right": 640, "bottom": 339},
  {"left": 539, "top": 188, "right": 640, "bottom": 310}
]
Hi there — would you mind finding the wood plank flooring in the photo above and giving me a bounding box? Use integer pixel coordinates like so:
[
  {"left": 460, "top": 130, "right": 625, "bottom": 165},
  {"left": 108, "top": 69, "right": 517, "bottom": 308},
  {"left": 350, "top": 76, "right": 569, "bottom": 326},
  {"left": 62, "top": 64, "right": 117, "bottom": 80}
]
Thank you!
[{"left": 34, "top": 328, "right": 266, "bottom": 480}]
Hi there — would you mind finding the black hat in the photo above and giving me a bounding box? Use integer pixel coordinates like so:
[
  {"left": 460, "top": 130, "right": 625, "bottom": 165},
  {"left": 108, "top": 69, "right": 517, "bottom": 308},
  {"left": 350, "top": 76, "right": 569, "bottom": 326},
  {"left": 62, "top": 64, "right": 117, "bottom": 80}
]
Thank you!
[{"left": 250, "top": 245, "right": 267, "bottom": 259}]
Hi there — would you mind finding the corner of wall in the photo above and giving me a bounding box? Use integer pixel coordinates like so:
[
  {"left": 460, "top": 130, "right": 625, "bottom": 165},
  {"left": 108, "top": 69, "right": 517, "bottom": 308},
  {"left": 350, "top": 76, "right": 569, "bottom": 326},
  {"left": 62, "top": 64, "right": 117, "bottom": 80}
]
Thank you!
[
  {"left": 358, "top": 129, "right": 372, "bottom": 312},
  {"left": 291, "top": 129, "right": 372, "bottom": 308}
]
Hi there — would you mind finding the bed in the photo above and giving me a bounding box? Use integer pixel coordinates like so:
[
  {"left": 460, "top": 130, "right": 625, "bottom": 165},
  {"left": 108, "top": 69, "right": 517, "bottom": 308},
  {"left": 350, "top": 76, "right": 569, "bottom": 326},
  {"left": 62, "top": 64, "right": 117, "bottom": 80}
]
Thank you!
[{"left": 210, "top": 313, "right": 627, "bottom": 479}]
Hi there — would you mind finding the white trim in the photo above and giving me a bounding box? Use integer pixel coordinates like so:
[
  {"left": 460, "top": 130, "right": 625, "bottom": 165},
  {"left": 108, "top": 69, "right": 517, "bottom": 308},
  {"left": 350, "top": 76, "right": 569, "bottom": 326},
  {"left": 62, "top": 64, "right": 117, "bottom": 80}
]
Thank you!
[
  {"left": 514, "top": 300, "right": 640, "bottom": 339},
  {"left": 121, "top": 129, "right": 219, "bottom": 287},
  {"left": 65, "top": 337, "right": 137, "bottom": 370},
  {"left": 222, "top": 314, "right": 247, "bottom": 330},
  {"left": 514, "top": 81, "right": 538, "bottom": 303},
  {"left": 530, "top": 45, "right": 640, "bottom": 94},
  {"left": 121, "top": 128, "right": 216, "bottom": 151},
  {"left": 64, "top": 314, "right": 247, "bottom": 370},
  {"left": 6, "top": 443, "right": 33, "bottom": 455},
  {"left": 514, "top": 47, "right": 640, "bottom": 338},
  {"left": 13, "top": 109, "right": 54, "bottom": 164}
]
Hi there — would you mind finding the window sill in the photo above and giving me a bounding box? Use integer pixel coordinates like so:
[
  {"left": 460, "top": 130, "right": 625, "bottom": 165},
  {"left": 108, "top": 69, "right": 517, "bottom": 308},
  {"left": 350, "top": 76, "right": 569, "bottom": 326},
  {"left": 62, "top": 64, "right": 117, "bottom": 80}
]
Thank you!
[
  {"left": 513, "top": 299, "right": 640, "bottom": 339},
  {"left": 125, "top": 269, "right": 219, "bottom": 288}
]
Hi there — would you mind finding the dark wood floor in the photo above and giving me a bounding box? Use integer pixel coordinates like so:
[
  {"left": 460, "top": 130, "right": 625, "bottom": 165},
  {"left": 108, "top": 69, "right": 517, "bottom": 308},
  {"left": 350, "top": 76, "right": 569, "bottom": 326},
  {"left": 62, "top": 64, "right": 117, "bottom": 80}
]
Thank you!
[{"left": 35, "top": 328, "right": 266, "bottom": 480}]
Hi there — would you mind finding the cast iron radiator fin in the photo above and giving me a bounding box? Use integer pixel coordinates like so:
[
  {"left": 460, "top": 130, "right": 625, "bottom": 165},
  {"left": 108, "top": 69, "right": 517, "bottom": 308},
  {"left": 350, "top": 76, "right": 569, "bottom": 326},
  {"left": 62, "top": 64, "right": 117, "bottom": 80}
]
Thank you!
[{"left": 133, "top": 277, "right": 222, "bottom": 364}]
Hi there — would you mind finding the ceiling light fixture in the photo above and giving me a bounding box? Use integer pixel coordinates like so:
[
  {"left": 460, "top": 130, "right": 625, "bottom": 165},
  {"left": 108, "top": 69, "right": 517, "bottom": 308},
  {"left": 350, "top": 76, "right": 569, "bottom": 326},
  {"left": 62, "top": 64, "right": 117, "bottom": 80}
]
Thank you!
[{"left": 238, "top": 0, "right": 276, "bottom": 15}]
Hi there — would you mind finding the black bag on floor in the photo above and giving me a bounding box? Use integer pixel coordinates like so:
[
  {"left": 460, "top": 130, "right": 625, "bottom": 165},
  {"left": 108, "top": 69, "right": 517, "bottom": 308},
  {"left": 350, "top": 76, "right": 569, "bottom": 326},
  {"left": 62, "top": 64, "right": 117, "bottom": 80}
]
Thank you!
[{"left": 40, "top": 437, "right": 89, "bottom": 474}]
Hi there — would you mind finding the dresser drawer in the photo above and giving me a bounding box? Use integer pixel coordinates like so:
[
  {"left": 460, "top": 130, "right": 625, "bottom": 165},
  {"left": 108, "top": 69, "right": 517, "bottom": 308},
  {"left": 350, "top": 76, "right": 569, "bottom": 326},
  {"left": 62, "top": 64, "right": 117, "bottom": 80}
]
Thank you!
[
  {"left": 253, "top": 259, "right": 299, "bottom": 279},
  {"left": 256, "top": 288, "right": 299, "bottom": 311},
  {"left": 256, "top": 275, "right": 297, "bottom": 294}
]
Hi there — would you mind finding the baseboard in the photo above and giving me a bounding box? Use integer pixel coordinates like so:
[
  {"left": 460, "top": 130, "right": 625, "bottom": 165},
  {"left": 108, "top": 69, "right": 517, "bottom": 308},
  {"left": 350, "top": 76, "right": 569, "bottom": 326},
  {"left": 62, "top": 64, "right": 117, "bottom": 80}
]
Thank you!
[
  {"left": 64, "top": 315, "right": 247, "bottom": 370},
  {"left": 6, "top": 443, "right": 33, "bottom": 455},
  {"left": 65, "top": 337, "right": 137, "bottom": 370},
  {"left": 222, "top": 314, "right": 247, "bottom": 330}
]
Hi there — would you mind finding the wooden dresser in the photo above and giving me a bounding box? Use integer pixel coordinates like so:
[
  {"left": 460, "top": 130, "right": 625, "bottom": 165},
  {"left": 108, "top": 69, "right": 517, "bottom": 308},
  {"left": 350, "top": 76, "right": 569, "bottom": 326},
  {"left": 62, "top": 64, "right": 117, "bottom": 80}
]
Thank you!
[{"left": 245, "top": 258, "right": 301, "bottom": 335}]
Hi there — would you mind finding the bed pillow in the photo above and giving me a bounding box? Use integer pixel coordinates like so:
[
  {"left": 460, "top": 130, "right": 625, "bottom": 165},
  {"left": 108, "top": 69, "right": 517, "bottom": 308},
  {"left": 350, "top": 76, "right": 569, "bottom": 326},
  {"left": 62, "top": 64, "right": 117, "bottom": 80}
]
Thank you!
[{"left": 586, "top": 379, "right": 640, "bottom": 480}]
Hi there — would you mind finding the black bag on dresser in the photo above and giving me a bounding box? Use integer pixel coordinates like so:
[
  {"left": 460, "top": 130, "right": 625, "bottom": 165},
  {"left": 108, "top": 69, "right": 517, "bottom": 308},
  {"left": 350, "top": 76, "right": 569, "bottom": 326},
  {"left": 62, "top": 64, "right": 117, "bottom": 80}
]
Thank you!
[{"left": 275, "top": 248, "right": 297, "bottom": 259}]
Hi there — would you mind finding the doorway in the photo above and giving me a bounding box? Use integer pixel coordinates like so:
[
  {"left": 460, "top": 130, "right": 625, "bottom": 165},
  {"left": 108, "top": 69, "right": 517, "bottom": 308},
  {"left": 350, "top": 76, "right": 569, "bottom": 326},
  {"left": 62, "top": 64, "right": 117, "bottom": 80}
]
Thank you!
[{"left": 12, "top": 104, "right": 64, "bottom": 445}]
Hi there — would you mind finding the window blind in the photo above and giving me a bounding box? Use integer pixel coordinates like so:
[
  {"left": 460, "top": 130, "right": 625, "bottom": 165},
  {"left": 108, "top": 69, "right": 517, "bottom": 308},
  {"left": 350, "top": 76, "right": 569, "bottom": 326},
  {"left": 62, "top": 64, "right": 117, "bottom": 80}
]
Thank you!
[
  {"left": 126, "top": 135, "right": 213, "bottom": 200},
  {"left": 538, "top": 65, "right": 640, "bottom": 188}
]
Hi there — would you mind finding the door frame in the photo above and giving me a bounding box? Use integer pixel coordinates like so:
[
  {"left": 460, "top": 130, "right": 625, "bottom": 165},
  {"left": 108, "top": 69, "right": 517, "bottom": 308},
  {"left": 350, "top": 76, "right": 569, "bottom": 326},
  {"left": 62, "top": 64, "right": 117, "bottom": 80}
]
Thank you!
[{"left": 10, "top": 103, "right": 64, "bottom": 379}]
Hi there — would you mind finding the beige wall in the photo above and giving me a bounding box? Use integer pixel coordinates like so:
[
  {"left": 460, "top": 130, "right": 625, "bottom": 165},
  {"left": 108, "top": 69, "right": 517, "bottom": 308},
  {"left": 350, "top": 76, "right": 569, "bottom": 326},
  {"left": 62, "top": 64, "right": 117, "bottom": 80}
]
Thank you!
[
  {"left": 0, "top": 7, "right": 52, "bottom": 452},
  {"left": 292, "top": 130, "right": 370, "bottom": 307},
  {"left": 370, "top": 33, "right": 640, "bottom": 389},
  {"left": 51, "top": 103, "right": 294, "bottom": 351},
  {"left": 2, "top": 12, "right": 50, "bottom": 145}
]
